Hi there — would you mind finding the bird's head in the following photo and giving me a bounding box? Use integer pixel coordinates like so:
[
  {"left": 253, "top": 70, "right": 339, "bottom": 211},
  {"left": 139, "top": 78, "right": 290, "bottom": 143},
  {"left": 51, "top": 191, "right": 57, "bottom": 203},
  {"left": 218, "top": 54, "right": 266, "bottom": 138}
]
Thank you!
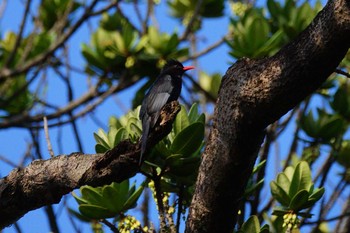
[{"left": 162, "top": 59, "right": 195, "bottom": 76}]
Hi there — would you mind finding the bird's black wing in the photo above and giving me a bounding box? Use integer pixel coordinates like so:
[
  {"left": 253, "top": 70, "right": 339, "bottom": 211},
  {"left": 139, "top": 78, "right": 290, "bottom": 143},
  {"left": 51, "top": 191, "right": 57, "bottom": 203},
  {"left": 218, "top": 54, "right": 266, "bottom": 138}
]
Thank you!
[
  {"left": 139, "top": 75, "right": 173, "bottom": 163},
  {"left": 144, "top": 74, "right": 173, "bottom": 126}
]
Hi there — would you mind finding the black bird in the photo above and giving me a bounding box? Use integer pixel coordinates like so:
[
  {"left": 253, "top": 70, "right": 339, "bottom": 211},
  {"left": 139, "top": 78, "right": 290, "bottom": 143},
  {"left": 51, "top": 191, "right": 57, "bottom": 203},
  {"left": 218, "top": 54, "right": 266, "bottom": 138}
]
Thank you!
[{"left": 139, "top": 60, "right": 194, "bottom": 164}]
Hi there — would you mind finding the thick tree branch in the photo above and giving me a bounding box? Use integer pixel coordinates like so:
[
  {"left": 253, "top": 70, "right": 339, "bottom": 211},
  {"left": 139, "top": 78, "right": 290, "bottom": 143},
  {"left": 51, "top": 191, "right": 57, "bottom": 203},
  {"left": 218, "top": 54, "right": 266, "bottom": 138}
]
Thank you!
[
  {"left": 0, "top": 101, "right": 180, "bottom": 229},
  {"left": 186, "top": 0, "right": 350, "bottom": 232}
]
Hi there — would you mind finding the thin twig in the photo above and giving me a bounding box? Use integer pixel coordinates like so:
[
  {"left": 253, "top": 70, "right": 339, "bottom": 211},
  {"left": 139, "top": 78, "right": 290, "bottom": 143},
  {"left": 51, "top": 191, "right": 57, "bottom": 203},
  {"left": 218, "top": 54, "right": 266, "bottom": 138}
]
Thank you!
[
  {"left": 184, "top": 73, "right": 216, "bottom": 102},
  {"left": 100, "top": 219, "right": 120, "bottom": 233},
  {"left": 180, "top": 0, "right": 204, "bottom": 41},
  {"left": 0, "top": 154, "right": 18, "bottom": 168},
  {"left": 64, "top": 198, "right": 82, "bottom": 233},
  {"left": 305, "top": 211, "right": 350, "bottom": 224},
  {"left": 142, "top": 0, "right": 153, "bottom": 34},
  {"left": 320, "top": 176, "right": 346, "bottom": 220},
  {"left": 176, "top": 186, "right": 184, "bottom": 233},
  {"left": 253, "top": 123, "right": 277, "bottom": 217},
  {"left": 43, "top": 117, "right": 55, "bottom": 158},
  {"left": 0, "top": 0, "right": 8, "bottom": 19},
  {"left": 13, "top": 222, "right": 22, "bottom": 233},
  {"left": 89, "top": 1, "right": 119, "bottom": 16},
  {"left": 335, "top": 198, "right": 350, "bottom": 232},
  {"left": 63, "top": 46, "right": 84, "bottom": 152},
  {"left": 0, "top": 73, "right": 139, "bottom": 129},
  {"left": 185, "top": 36, "right": 227, "bottom": 61},
  {"left": 283, "top": 99, "right": 310, "bottom": 170},
  {"left": 51, "top": 0, "right": 75, "bottom": 34},
  {"left": 275, "top": 107, "right": 298, "bottom": 138},
  {"left": 133, "top": 0, "right": 144, "bottom": 29},
  {"left": 335, "top": 68, "right": 350, "bottom": 78}
]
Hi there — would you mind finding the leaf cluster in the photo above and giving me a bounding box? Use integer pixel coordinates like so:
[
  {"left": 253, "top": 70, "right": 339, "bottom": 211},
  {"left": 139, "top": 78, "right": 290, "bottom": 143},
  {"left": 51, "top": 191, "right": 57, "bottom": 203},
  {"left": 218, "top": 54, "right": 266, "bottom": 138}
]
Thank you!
[
  {"left": 270, "top": 161, "right": 324, "bottom": 217},
  {"left": 227, "top": 0, "right": 322, "bottom": 58},
  {"left": 71, "top": 180, "right": 144, "bottom": 220}
]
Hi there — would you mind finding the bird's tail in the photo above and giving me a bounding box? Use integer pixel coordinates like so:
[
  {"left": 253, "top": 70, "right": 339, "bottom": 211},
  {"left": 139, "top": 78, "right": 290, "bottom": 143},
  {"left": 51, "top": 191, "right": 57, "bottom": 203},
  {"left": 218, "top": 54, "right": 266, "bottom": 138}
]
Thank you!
[{"left": 140, "top": 117, "right": 151, "bottom": 165}]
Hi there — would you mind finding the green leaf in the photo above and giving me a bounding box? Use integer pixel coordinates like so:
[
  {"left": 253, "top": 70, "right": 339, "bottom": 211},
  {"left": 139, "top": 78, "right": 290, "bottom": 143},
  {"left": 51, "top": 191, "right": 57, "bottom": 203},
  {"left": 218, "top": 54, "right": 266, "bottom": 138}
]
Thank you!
[
  {"left": 167, "top": 155, "right": 200, "bottom": 177},
  {"left": 196, "top": 113, "right": 206, "bottom": 125},
  {"left": 129, "top": 122, "right": 142, "bottom": 138},
  {"left": 114, "top": 128, "right": 127, "bottom": 145},
  {"left": 166, "top": 153, "right": 184, "bottom": 166},
  {"left": 0, "top": 75, "right": 33, "bottom": 115},
  {"left": 267, "top": 0, "right": 281, "bottom": 19},
  {"left": 318, "top": 116, "right": 344, "bottom": 140},
  {"left": 260, "top": 224, "right": 270, "bottom": 233},
  {"left": 300, "top": 111, "right": 318, "bottom": 138},
  {"left": 95, "top": 144, "right": 108, "bottom": 153},
  {"left": 336, "top": 141, "right": 350, "bottom": 168},
  {"left": 308, "top": 187, "right": 325, "bottom": 203},
  {"left": 174, "top": 105, "right": 190, "bottom": 135},
  {"left": 188, "top": 103, "right": 200, "bottom": 123},
  {"left": 115, "top": 180, "right": 130, "bottom": 203},
  {"left": 126, "top": 117, "right": 141, "bottom": 134},
  {"left": 245, "top": 179, "right": 264, "bottom": 196},
  {"left": 289, "top": 161, "right": 312, "bottom": 197},
  {"left": 252, "top": 160, "right": 266, "bottom": 174},
  {"left": 107, "top": 126, "right": 118, "bottom": 147},
  {"left": 102, "top": 186, "right": 124, "bottom": 213},
  {"left": 80, "top": 186, "right": 104, "bottom": 205},
  {"left": 254, "top": 29, "right": 283, "bottom": 57},
  {"left": 71, "top": 191, "right": 88, "bottom": 205},
  {"left": 284, "top": 166, "right": 295, "bottom": 181},
  {"left": 270, "top": 181, "right": 291, "bottom": 207},
  {"left": 79, "top": 204, "right": 116, "bottom": 219},
  {"left": 123, "top": 183, "right": 145, "bottom": 211},
  {"left": 239, "top": 215, "right": 260, "bottom": 233},
  {"left": 170, "top": 122, "right": 204, "bottom": 156},
  {"left": 81, "top": 43, "right": 107, "bottom": 72},
  {"left": 272, "top": 206, "right": 289, "bottom": 217},
  {"left": 148, "top": 27, "right": 162, "bottom": 50},
  {"left": 68, "top": 208, "right": 91, "bottom": 222},
  {"left": 276, "top": 173, "right": 291, "bottom": 195},
  {"left": 209, "top": 73, "right": 221, "bottom": 98},
  {"left": 126, "top": 182, "right": 135, "bottom": 197},
  {"left": 94, "top": 129, "right": 109, "bottom": 148},
  {"left": 160, "top": 179, "right": 179, "bottom": 193},
  {"left": 289, "top": 189, "right": 309, "bottom": 211}
]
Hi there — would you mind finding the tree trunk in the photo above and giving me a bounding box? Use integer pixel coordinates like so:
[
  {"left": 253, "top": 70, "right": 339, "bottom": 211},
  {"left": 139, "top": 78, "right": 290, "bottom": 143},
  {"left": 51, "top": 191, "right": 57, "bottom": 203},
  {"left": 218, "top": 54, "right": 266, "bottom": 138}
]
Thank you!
[{"left": 185, "top": 0, "right": 350, "bottom": 232}]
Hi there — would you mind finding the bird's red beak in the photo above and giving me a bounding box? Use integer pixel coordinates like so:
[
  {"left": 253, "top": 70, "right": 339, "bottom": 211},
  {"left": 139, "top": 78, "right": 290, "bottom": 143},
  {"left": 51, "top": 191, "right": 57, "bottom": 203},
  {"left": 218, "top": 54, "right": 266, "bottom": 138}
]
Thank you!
[{"left": 183, "top": 66, "right": 195, "bottom": 71}]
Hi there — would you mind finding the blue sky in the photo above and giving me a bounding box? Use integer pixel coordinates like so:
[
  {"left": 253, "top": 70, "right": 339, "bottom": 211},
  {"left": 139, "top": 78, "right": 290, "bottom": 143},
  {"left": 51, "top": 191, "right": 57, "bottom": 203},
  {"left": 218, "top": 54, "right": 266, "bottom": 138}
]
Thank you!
[{"left": 1, "top": 0, "right": 346, "bottom": 232}]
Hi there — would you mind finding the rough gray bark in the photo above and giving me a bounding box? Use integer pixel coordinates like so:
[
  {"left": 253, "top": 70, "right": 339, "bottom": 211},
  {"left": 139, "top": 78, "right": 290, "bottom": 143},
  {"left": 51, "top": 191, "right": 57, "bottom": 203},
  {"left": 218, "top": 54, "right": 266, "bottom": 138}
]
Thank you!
[
  {"left": 0, "top": 101, "right": 180, "bottom": 229},
  {"left": 185, "top": 0, "right": 350, "bottom": 232}
]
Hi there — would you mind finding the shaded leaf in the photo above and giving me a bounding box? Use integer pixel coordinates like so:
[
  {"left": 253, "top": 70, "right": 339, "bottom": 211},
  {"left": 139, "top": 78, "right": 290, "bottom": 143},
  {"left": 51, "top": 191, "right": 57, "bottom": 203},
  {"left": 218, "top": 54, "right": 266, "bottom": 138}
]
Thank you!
[
  {"left": 79, "top": 204, "right": 116, "bottom": 219},
  {"left": 289, "top": 161, "right": 312, "bottom": 197},
  {"left": 289, "top": 189, "right": 309, "bottom": 211},
  {"left": 270, "top": 181, "right": 291, "bottom": 206},
  {"left": 171, "top": 122, "right": 204, "bottom": 156}
]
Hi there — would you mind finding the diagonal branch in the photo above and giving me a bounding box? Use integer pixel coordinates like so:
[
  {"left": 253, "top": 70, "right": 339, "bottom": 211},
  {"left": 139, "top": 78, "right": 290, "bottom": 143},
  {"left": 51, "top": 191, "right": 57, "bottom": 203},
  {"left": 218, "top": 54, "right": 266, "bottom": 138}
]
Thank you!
[{"left": 0, "top": 101, "right": 180, "bottom": 229}]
